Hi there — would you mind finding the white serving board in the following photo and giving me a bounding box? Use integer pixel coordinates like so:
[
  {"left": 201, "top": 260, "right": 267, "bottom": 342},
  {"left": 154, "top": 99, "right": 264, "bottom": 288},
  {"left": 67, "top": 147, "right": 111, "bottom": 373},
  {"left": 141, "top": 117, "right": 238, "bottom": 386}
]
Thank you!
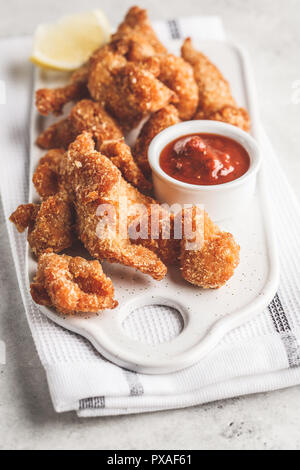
[{"left": 28, "top": 40, "right": 279, "bottom": 374}]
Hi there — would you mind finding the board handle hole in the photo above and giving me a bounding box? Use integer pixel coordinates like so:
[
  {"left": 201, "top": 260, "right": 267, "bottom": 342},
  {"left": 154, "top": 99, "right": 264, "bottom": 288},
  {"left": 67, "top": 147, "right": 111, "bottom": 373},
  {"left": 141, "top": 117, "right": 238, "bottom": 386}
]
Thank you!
[{"left": 122, "top": 304, "right": 184, "bottom": 345}]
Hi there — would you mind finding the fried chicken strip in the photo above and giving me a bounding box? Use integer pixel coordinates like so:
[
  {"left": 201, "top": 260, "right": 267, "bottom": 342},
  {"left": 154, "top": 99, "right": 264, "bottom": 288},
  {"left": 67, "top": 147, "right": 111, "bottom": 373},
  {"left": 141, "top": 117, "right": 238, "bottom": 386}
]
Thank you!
[
  {"left": 180, "top": 207, "right": 240, "bottom": 288},
  {"left": 181, "top": 38, "right": 250, "bottom": 131},
  {"left": 158, "top": 54, "right": 198, "bottom": 120},
  {"left": 9, "top": 193, "right": 74, "bottom": 256},
  {"left": 115, "top": 6, "right": 167, "bottom": 56},
  {"left": 34, "top": 28, "right": 137, "bottom": 118},
  {"left": 60, "top": 132, "right": 167, "bottom": 280},
  {"left": 194, "top": 105, "right": 251, "bottom": 132},
  {"left": 36, "top": 99, "right": 123, "bottom": 149},
  {"left": 134, "top": 105, "right": 181, "bottom": 177},
  {"left": 36, "top": 117, "right": 76, "bottom": 150},
  {"left": 88, "top": 47, "right": 176, "bottom": 130},
  {"left": 32, "top": 148, "right": 65, "bottom": 198},
  {"left": 31, "top": 252, "right": 118, "bottom": 315},
  {"left": 99, "top": 140, "right": 152, "bottom": 193},
  {"left": 129, "top": 205, "right": 181, "bottom": 265},
  {"left": 36, "top": 99, "right": 151, "bottom": 192},
  {"left": 130, "top": 206, "right": 240, "bottom": 288},
  {"left": 35, "top": 63, "right": 90, "bottom": 116}
]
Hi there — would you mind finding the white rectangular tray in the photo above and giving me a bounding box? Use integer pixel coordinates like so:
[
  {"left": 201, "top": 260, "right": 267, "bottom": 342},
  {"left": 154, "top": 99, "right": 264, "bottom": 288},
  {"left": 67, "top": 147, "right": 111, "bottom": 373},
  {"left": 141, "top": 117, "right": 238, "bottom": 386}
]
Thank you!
[{"left": 28, "top": 40, "right": 279, "bottom": 374}]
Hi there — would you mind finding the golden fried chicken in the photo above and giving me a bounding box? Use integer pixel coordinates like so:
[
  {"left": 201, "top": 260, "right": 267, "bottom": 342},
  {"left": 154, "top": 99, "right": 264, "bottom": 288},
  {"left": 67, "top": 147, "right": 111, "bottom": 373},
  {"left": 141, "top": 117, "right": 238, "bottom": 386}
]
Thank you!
[
  {"left": 88, "top": 49, "right": 176, "bottom": 130},
  {"left": 36, "top": 99, "right": 123, "bottom": 149},
  {"left": 9, "top": 193, "right": 74, "bottom": 256},
  {"left": 99, "top": 140, "right": 152, "bottom": 193},
  {"left": 110, "top": 29, "right": 158, "bottom": 63},
  {"left": 158, "top": 54, "right": 198, "bottom": 120},
  {"left": 115, "top": 6, "right": 167, "bottom": 56},
  {"left": 129, "top": 205, "right": 181, "bottom": 265},
  {"left": 134, "top": 105, "right": 181, "bottom": 177},
  {"left": 130, "top": 205, "right": 240, "bottom": 288},
  {"left": 60, "top": 132, "right": 167, "bottom": 280},
  {"left": 34, "top": 37, "right": 131, "bottom": 118},
  {"left": 35, "top": 63, "right": 90, "bottom": 116},
  {"left": 36, "top": 117, "right": 77, "bottom": 150},
  {"left": 36, "top": 99, "right": 151, "bottom": 192},
  {"left": 180, "top": 207, "right": 240, "bottom": 288},
  {"left": 68, "top": 99, "right": 124, "bottom": 145},
  {"left": 31, "top": 252, "right": 118, "bottom": 315},
  {"left": 33, "top": 148, "right": 65, "bottom": 198},
  {"left": 181, "top": 38, "right": 250, "bottom": 131},
  {"left": 194, "top": 105, "right": 251, "bottom": 132},
  {"left": 9, "top": 203, "right": 40, "bottom": 233}
]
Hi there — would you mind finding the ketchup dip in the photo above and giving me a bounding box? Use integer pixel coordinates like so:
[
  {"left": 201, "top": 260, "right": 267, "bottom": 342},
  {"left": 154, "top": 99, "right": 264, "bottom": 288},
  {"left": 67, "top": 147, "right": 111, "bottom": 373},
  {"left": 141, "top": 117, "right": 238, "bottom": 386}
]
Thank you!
[{"left": 159, "top": 133, "right": 250, "bottom": 186}]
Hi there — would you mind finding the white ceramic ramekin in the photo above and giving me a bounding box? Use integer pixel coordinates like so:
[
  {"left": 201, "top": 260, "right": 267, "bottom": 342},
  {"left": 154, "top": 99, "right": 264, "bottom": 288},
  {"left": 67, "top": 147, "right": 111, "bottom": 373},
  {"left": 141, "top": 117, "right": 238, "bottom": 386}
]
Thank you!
[{"left": 148, "top": 120, "right": 261, "bottom": 221}]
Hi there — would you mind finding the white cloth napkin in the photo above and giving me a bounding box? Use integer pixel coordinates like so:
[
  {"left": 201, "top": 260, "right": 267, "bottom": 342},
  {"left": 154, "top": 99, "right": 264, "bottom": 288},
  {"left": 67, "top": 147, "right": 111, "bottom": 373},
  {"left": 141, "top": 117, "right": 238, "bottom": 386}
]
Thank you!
[{"left": 1, "top": 17, "right": 300, "bottom": 417}]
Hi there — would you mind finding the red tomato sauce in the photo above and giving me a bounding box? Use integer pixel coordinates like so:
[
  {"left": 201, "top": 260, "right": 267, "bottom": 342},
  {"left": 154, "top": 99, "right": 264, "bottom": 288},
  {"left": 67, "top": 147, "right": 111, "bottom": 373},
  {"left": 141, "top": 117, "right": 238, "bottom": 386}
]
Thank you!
[{"left": 159, "top": 133, "right": 250, "bottom": 186}]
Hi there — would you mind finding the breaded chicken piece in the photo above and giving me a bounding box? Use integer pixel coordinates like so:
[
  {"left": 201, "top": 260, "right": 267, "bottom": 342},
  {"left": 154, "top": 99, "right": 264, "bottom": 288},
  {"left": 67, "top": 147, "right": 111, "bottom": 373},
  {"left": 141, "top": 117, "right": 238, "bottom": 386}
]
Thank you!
[
  {"left": 68, "top": 99, "right": 124, "bottom": 146},
  {"left": 88, "top": 50, "right": 176, "bottom": 130},
  {"left": 115, "top": 6, "right": 167, "bottom": 56},
  {"left": 181, "top": 38, "right": 235, "bottom": 113},
  {"left": 180, "top": 207, "right": 240, "bottom": 288},
  {"left": 111, "top": 30, "right": 158, "bottom": 63},
  {"left": 87, "top": 46, "right": 127, "bottom": 100},
  {"left": 35, "top": 6, "right": 167, "bottom": 118},
  {"left": 31, "top": 252, "right": 118, "bottom": 315},
  {"left": 33, "top": 148, "right": 65, "bottom": 198},
  {"left": 60, "top": 132, "right": 167, "bottom": 280},
  {"left": 35, "top": 63, "right": 90, "bottom": 116},
  {"left": 36, "top": 99, "right": 123, "bottom": 150},
  {"left": 9, "top": 203, "right": 40, "bottom": 233},
  {"left": 36, "top": 100, "right": 151, "bottom": 192},
  {"left": 130, "top": 205, "right": 240, "bottom": 287},
  {"left": 181, "top": 38, "right": 250, "bottom": 131},
  {"left": 134, "top": 105, "right": 181, "bottom": 177},
  {"left": 159, "top": 54, "right": 198, "bottom": 120},
  {"left": 9, "top": 194, "right": 74, "bottom": 256},
  {"left": 36, "top": 117, "right": 76, "bottom": 150},
  {"left": 194, "top": 105, "right": 251, "bottom": 132},
  {"left": 129, "top": 205, "right": 181, "bottom": 265},
  {"left": 99, "top": 140, "right": 152, "bottom": 193},
  {"left": 35, "top": 30, "right": 139, "bottom": 118}
]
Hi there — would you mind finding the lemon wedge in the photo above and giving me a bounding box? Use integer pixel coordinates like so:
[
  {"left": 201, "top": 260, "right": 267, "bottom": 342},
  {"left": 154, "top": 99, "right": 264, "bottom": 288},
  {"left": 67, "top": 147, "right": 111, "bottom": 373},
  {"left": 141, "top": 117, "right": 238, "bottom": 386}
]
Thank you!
[{"left": 30, "top": 10, "right": 111, "bottom": 71}]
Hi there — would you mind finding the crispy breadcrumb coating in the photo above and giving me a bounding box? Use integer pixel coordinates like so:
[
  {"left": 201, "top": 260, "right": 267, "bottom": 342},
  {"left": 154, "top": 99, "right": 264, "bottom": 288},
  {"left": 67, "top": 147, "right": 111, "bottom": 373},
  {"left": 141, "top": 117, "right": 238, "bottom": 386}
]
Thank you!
[
  {"left": 36, "top": 99, "right": 123, "bottom": 150},
  {"left": 130, "top": 205, "right": 240, "bottom": 287},
  {"left": 9, "top": 194, "right": 74, "bottom": 256},
  {"left": 99, "top": 140, "right": 152, "bottom": 193},
  {"left": 32, "top": 148, "right": 65, "bottom": 198},
  {"left": 60, "top": 132, "right": 167, "bottom": 280},
  {"left": 36, "top": 117, "right": 77, "bottom": 150},
  {"left": 129, "top": 205, "right": 181, "bottom": 265},
  {"left": 115, "top": 6, "right": 167, "bottom": 56},
  {"left": 134, "top": 105, "right": 181, "bottom": 177},
  {"left": 159, "top": 54, "right": 198, "bottom": 120},
  {"left": 37, "top": 99, "right": 151, "bottom": 192},
  {"left": 31, "top": 252, "right": 118, "bottom": 315},
  {"left": 181, "top": 38, "right": 250, "bottom": 131},
  {"left": 88, "top": 51, "right": 176, "bottom": 130},
  {"left": 194, "top": 105, "right": 251, "bottom": 132},
  {"left": 181, "top": 38, "right": 236, "bottom": 113},
  {"left": 9, "top": 203, "right": 40, "bottom": 233},
  {"left": 35, "top": 63, "right": 90, "bottom": 116},
  {"left": 180, "top": 207, "right": 240, "bottom": 288}
]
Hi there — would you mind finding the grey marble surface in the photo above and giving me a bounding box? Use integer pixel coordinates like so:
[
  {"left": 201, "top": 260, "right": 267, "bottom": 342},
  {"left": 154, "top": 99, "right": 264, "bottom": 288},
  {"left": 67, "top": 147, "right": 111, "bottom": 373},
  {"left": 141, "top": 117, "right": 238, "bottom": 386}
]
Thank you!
[{"left": 1, "top": 0, "right": 300, "bottom": 450}]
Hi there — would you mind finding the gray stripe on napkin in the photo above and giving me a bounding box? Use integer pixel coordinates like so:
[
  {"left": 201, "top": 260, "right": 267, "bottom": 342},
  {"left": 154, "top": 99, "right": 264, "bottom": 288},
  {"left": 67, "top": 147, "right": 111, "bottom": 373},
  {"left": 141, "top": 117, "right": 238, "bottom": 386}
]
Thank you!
[
  {"left": 124, "top": 370, "right": 144, "bottom": 396},
  {"left": 167, "top": 19, "right": 182, "bottom": 40},
  {"left": 268, "top": 294, "right": 300, "bottom": 367},
  {"left": 79, "top": 396, "right": 105, "bottom": 410}
]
